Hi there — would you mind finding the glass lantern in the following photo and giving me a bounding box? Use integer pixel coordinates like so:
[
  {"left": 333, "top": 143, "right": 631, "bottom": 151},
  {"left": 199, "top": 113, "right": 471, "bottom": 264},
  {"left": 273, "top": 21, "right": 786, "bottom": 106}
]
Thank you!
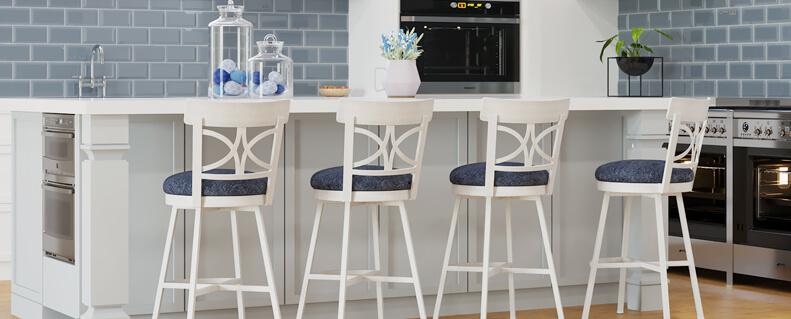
[
  {"left": 208, "top": 0, "right": 253, "bottom": 98},
  {"left": 248, "top": 34, "right": 294, "bottom": 98}
]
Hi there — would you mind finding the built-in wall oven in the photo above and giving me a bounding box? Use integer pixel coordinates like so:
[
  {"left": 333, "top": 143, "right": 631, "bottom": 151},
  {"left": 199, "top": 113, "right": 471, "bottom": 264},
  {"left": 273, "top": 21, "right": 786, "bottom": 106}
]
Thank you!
[
  {"left": 400, "top": 0, "right": 520, "bottom": 94},
  {"left": 42, "top": 113, "right": 76, "bottom": 264}
]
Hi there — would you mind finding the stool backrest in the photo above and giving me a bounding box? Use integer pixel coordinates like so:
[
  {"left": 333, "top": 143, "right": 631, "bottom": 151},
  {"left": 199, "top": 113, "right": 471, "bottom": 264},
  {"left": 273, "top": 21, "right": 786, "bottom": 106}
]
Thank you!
[
  {"left": 480, "top": 98, "right": 571, "bottom": 195},
  {"left": 184, "top": 100, "right": 290, "bottom": 205},
  {"left": 662, "top": 97, "right": 712, "bottom": 192},
  {"left": 336, "top": 98, "right": 434, "bottom": 200}
]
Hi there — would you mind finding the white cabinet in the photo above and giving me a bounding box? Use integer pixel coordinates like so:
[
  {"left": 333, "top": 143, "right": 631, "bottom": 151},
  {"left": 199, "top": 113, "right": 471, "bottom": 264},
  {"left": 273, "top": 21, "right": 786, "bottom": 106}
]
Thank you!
[
  {"left": 11, "top": 112, "right": 44, "bottom": 309},
  {"left": 0, "top": 113, "right": 12, "bottom": 280}
]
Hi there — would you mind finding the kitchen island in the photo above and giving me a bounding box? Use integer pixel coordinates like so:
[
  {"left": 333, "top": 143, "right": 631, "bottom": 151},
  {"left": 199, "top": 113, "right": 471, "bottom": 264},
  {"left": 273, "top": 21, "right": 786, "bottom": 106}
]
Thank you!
[{"left": 3, "top": 97, "right": 679, "bottom": 319}]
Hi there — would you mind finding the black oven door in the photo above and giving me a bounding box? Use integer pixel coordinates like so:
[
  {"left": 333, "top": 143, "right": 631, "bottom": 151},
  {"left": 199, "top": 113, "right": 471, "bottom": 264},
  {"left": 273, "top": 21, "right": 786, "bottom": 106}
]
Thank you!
[
  {"left": 735, "top": 146, "right": 791, "bottom": 251},
  {"left": 668, "top": 144, "right": 727, "bottom": 242},
  {"left": 400, "top": 19, "right": 519, "bottom": 93}
]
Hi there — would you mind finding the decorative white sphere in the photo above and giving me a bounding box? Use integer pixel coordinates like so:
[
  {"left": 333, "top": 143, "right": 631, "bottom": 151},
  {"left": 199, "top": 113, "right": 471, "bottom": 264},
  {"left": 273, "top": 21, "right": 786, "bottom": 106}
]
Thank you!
[
  {"left": 221, "top": 59, "right": 237, "bottom": 72},
  {"left": 224, "top": 81, "right": 244, "bottom": 96},
  {"left": 260, "top": 80, "right": 278, "bottom": 96},
  {"left": 267, "top": 71, "right": 284, "bottom": 84}
]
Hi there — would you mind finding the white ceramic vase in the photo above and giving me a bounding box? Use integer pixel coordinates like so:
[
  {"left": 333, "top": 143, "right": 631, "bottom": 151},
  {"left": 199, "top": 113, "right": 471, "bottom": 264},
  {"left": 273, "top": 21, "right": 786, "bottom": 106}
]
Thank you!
[{"left": 384, "top": 60, "right": 421, "bottom": 98}]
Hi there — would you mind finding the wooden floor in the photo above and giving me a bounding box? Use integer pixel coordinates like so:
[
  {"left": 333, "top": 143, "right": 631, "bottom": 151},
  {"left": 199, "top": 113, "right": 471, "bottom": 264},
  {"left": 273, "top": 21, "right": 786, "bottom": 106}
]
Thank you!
[
  {"left": 441, "top": 272, "right": 791, "bottom": 319},
  {"left": 2, "top": 272, "right": 791, "bottom": 318}
]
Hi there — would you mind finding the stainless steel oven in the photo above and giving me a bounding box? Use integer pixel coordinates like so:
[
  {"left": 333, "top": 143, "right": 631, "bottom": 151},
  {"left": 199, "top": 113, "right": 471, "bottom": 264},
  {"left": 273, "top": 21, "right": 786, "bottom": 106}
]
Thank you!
[
  {"left": 400, "top": 0, "right": 520, "bottom": 94},
  {"left": 732, "top": 109, "right": 791, "bottom": 281},
  {"left": 42, "top": 113, "right": 76, "bottom": 264}
]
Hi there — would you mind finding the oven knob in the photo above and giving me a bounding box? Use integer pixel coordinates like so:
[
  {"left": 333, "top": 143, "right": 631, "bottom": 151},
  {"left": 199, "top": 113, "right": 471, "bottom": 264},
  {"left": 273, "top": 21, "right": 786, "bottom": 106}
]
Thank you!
[
  {"left": 781, "top": 129, "right": 787, "bottom": 137},
  {"left": 719, "top": 127, "right": 726, "bottom": 134},
  {"left": 742, "top": 122, "right": 750, "bottom": 132},
  {"left": 485, "top": 3, "right": 492, "bottom": 9},
  {"left": 450, "top": 2, "right": 457, "bottom": 8},
  {"left": 755, "top": 128, "right": 762, "bottom": 136},
  {"left": 705, "top": 126, "right": 710, "bottom": 134},
  {"left": 766, "top": 128, "right": 773, "bottom": 136}
]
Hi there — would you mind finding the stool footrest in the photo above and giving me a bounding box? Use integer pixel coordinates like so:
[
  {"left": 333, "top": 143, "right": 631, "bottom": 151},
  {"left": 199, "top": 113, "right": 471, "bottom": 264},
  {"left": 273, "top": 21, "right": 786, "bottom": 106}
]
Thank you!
[
  {"left": 161, "top": 277, "right": 272, "bottom": 296},
  {"left": 447, "top": 262, "right": 551, "bottom": 276},
  {"left": 592, "top": 257, "right": 691, "bottom": 273},
  {"left": 306, "top": 269, "right": 416, "bottom": 287}
]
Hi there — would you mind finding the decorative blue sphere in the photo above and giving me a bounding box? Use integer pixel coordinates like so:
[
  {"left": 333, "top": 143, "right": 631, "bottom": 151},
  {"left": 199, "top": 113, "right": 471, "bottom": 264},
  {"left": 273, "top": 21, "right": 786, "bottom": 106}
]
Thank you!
[
  {"left": 230, "top": 70, "right": 246, "bottom": 84},
  {"left": 275, "top": 84, "right": 286, "bottom": 95},
  {"left": 213, "top": 69, "right": 231, "bottom": 85}
]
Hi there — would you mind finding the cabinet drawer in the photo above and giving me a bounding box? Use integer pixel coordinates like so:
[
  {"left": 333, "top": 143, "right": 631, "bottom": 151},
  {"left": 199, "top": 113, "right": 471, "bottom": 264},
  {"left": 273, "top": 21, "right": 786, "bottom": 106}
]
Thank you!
[
  {"left": 734, "top": 244, "right": 791, "bottom": 281},
  {"left": 668, "top": 236, "right": 731, "bottom": 272}
]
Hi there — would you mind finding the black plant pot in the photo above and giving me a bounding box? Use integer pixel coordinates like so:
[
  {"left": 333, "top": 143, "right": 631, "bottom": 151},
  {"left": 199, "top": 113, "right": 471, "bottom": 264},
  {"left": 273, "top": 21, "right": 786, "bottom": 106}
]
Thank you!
[{"left": 616, "top": 57, "right": 655, "bottom": 77}]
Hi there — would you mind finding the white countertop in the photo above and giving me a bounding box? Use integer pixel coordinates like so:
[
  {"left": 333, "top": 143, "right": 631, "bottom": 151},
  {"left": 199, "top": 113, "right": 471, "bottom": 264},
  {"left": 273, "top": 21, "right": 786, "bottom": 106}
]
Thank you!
[{"left": 0, "top": 96, "right": 689, "bottom": 115}]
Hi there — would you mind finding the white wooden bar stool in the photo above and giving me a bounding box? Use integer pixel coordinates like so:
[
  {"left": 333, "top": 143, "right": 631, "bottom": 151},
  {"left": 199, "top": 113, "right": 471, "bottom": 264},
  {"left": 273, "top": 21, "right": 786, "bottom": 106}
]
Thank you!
[
  {"left": 433, "top": 98, "right": 570, "bottom": 319},
  {"left": 581, "top": 97, "right": 710, "bottom": 319},
  {"left": 152, "top": 100, "right": 290, "bottom": 319},
  {"left": 295, "top": 99, "right": 433, "bottom": 319}
]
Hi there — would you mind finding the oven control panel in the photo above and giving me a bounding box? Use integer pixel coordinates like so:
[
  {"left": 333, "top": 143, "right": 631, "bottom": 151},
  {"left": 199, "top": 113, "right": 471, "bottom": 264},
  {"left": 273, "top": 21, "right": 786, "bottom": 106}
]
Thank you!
[
  {"left": 668, "top": 117, "right": 728, "bottom": 138},
  {"left": 737, "top": 119, "right": 791, "bottom": 140}
]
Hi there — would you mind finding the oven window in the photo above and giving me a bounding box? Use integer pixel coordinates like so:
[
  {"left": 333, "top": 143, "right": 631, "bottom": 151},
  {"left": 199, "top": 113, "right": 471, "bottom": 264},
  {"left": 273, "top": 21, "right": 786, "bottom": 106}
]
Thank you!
[
  {"left": 754, "top": 160, "right": 791, "bottom": 232},
  {"left": 401, "top": 22, "right": 519, "bottom": 82},
  {"left": 43, "top": 133, "right": 75, "bottom": 162},
  {"left": 43, "top": 184, "right": 75, "bottom": 241},
  {"left": 669, "top": 146, "right": 727, "bottom": 242}
]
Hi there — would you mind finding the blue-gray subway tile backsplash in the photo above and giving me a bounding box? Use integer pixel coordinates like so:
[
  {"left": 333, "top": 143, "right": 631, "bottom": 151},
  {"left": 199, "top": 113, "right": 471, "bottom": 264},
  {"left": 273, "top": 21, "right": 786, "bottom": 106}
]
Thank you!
[
  {"left": 621, "top": 0, "right": 791, "bottom": 97},
  {"left": 0, "top": 0, "right": 348, "bottom": 97}
]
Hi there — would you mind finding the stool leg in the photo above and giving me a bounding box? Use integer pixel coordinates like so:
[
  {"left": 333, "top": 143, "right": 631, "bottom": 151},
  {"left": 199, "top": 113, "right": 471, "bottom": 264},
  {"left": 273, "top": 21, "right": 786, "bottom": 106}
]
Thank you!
[
  {"left": 676, "top": 195, "right": 704, "bottom": 318},
  {"left": 337, "top": 202, "right": 353, "bottom": 319},
  {"left": 152, "top": 207, "right": 179, "bottom": 319},
  {"left": 398, "top": 201, "right": 428, "bottom": 319},
  {"left": 230, "top": 211, "right": 246, "bottom": 319},
  {"left": 582, "top": 193, "right": 611, "bottom": 319},
  {"left": 371, "top": 205, "right": 384, "bottom": 319},
  {"left": 254, "top": 206, "right": 282, "bottom": 319},
  {"left": 186, "top": 207, "right": 204, "bottom": 319},
  {"left": 505, "top": 200, "right": 516, "bottom": 319},
  {"left": 433, "top": 197, "right": 461, "bottom": 319},
  {"left": 535, "top": 198, "right": 564, "bottom": 319},
  {"left": 480, "top": 197, "right": 493, "bottom": 319},
  {"left": 617, "top": 197, "right": 633, "bottom": 314},
  {"left": 653, "top": 195, "right": 671, "bottom": 319},
  {"left": 296, "top": 202, "right": 324, "bottom": 319}
]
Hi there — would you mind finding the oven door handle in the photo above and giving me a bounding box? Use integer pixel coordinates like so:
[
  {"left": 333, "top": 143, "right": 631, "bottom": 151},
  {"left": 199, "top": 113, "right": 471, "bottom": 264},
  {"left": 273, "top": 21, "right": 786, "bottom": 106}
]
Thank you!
[
  {"left": 43, "top": 131, "right": 75, "bottom": 139},
  {"left": 43, "top": 183, "right": 75, "bottom": 194},
  {"left": 400, "top": 16, "right": 520, "bottom": 24}
]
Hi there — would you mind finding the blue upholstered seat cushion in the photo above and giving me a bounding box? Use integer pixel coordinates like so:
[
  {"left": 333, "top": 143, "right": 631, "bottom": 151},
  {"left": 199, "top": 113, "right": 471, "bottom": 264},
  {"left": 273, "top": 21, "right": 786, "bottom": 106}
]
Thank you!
[
  {"left": 595, "top": 160, "right": 694, "bottom": 184},
  {"left": 163, "top": 169, "right": 267, "bottom": 196},
  {"left": 449, "top": 162, "right": 549, "bottom": 187},
  {"left": 310, "top": 165, "right": 413, "bottom": 192}
]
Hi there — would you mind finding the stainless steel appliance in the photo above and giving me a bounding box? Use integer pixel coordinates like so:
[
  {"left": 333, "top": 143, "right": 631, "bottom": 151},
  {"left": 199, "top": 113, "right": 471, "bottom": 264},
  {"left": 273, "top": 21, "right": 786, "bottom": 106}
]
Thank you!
[
  {"left": 400, "top": 0, "right": 520, "bottom": 94},
  {"left": 42, "top": 113, "right": 76, "bottom": 264}
]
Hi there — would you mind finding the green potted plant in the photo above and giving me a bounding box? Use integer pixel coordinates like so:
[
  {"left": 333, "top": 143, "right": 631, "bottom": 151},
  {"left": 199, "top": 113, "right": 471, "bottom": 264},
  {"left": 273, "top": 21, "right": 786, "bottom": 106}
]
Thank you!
[{"left": 598, "top": 27, "right": 673, "bottom": 77}]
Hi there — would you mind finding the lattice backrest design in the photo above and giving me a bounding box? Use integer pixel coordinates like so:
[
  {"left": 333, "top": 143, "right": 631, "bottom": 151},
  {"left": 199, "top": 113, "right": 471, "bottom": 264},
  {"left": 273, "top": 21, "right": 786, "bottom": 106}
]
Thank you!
[
  {"left": 481, "top": 98, "right": 570, "bottom": 193},
  {"left": 336, "top": 99, "right": 434, "bottom": 199},
  {"left": 661, "top": 97, "right": 712, "bottom": 190},
  {"left": 184, "top": 100, "right": 290, "bottom": 205}
]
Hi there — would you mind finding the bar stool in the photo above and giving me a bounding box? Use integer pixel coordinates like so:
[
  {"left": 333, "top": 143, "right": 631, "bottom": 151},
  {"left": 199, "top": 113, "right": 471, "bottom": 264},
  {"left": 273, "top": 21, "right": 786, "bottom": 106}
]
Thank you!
[
  {"left": 152, "top": 100, "right": 290, "bottom": 319},
  {"left": 295, "top": 99, "right": 434, "bottom": 319},
  {"left": 581, "top": 97, "right": 710, "bottom": 319},
  {"left": 433, "top": 98, "right": 570, "bottom": 319}
]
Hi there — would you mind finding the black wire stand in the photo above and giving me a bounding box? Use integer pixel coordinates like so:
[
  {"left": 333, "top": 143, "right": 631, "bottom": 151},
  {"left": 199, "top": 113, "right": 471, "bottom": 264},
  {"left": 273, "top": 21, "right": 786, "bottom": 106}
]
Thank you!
[{"left": 607, "top": 57, "right": 664, "bottom": 97}]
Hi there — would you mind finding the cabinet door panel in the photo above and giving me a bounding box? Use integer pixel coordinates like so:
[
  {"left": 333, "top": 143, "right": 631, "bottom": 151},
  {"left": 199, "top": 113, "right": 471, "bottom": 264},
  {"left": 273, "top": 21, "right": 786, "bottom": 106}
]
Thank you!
[
  {"left": 12, "top": 112, "right": 43, "bottom": 297},
  {"left": 380, "top": 112, "right": 470, "bottom": 298},
  {"left": 126, "top": 115, "right": 185, "bottom": 315},
  {"left": 553, "top": 112, "right": 624, "bottom": 286},
  {"left": 284, "top": 115, "right": 381, "bottom": 304}
]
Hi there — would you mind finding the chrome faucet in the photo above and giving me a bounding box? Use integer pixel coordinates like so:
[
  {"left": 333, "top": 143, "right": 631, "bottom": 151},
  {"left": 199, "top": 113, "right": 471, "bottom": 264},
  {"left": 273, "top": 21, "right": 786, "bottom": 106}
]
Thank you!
[{"left": 77, "top": 45, "right": 107, "bottom": 97}]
